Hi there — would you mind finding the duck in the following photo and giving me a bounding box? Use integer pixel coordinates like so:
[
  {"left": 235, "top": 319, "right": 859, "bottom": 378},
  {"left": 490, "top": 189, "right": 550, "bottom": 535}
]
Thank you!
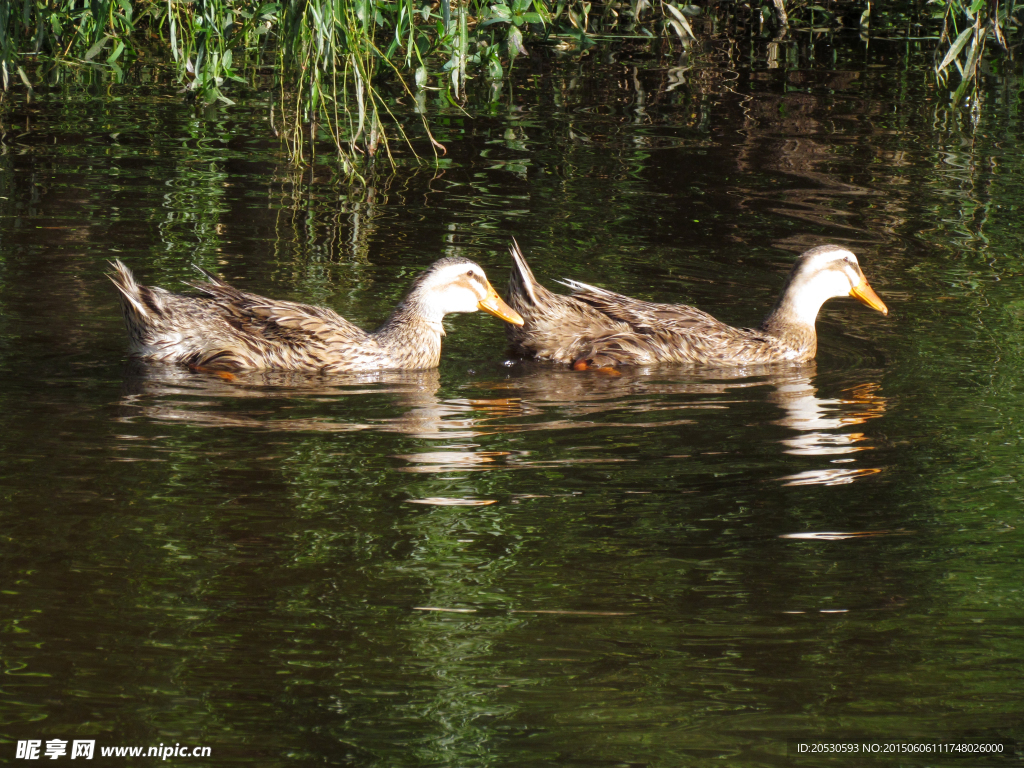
[
  {"left": 109, "top": 257, "right": 524, "bottom": 373},
  {"left": 505, "top": 241, "right": 887, "bottom": 369}
]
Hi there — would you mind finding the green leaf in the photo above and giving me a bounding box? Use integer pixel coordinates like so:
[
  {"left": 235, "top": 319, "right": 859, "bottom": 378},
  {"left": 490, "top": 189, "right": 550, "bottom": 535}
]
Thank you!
[
  {"left": 507, "top": 24, "right": 527, "bottom": 57},
  {"left": 258, "top": 3, "right": 280, "bottom": 21},
  {"left": 84, "top": 36, "right": 111, "bottom": 61},
  {"left": 487, "top": 4, "right": 513, "bottom": 21},
  {"left": 106, "top": 40, "right": 126, "bottom": 64}
]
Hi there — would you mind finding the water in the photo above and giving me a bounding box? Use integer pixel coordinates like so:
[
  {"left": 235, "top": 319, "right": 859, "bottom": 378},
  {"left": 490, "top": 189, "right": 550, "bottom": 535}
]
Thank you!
[{"left": 2, "top": 31, "right": 1024, "bottom": 767}]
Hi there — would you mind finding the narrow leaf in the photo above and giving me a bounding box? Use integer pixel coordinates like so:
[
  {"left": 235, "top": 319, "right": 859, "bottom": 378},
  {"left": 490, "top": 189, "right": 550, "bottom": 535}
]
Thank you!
[
  {"left": 17, "top": 66, "right": 33, "bottom": 90},
  {"left": 106, "top": 40, "right": 126, "bottom": 64},
  {"left": 936, "top": 25, "right": 973, "bottom": 74},
  {"left": 662, "top": 2, "right": 696, "bottom": 39}
]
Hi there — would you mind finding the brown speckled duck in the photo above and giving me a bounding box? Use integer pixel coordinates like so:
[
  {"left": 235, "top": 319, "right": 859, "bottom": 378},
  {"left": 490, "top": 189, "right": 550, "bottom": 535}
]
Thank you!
[
  {"left": 110, "top": 257, "right": 523, "bottom": 373},
  {"left": 505, "top": 241, "right": 887, "bottom": 369}
]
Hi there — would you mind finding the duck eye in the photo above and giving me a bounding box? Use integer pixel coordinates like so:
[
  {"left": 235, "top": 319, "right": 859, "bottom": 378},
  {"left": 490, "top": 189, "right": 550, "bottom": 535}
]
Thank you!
[{"left": 467, "top": 270, "right": 476, "bottom": 278}]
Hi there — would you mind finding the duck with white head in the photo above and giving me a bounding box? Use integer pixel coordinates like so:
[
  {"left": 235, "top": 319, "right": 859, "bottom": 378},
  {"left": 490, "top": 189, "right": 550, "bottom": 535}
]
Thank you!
[
  {"left": 504, "top": 242, "right": 888, "bottom": 370},
  {"left": 110, "top": 256, "right": 524, "bottom": 374}
]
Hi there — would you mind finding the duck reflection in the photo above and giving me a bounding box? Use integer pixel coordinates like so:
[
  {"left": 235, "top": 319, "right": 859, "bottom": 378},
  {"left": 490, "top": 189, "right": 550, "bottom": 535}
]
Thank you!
[
  {"left": 500, "top": 361, "right": 886, "bottom": 487},
  {"left": 484, "top": 360, "right": 865, "bottom": 428},
  {"left": 116, "top": 359, "right": 887, "bottom": 487},
  {"left": 479, "top": 360, "right": 810, "bottom": 425},
  {"left": 771, "top": 371, "right": 886, "bottom": 486},
  {"left": 395, "top": 362, "right": 887, "bottom": 483},
  {"left": 116, "top": 360, "right": 492, "bottom": 438},
  {"left": 772, "top": 378, "right": 884, "bottom": 454}
]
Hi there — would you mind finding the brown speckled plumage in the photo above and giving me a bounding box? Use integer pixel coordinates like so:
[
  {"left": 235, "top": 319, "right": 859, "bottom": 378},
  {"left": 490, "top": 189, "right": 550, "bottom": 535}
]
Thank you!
[
  {"left": 505, "top": 241, "right": 888, "bottom": 368},
  {"left": 110, "top": 258, "right": 523, "bottom": 373}
]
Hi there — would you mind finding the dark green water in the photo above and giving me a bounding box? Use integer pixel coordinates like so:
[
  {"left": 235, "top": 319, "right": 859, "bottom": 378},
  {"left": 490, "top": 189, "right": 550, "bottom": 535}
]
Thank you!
[{"left": 2, "top": 31, "right": 1023, "bottom": 767}]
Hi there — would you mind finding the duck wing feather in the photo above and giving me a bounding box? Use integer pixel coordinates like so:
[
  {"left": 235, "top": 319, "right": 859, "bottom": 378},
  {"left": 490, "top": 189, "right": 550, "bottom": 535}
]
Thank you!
[
  {"left": 559, "top": 280, "right": 783, "bottom": 367},
  {"left": 187, "top": 281, "right": 387, "bottom": 371}
]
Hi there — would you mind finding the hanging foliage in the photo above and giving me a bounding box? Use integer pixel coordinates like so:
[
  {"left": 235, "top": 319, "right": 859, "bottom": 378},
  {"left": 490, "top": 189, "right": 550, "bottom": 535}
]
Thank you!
[{"left": 1, "top": 1, "right": 1020, "bottom": 165}]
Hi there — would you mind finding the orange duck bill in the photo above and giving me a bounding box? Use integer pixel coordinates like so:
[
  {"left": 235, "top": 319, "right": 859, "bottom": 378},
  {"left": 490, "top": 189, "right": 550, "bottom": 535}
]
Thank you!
[
  {"left": 850, "top": 277, "right": 888, "bottom": 315},
  {"left": 479, "top": 283, "right": 525, "bottom": 326}
]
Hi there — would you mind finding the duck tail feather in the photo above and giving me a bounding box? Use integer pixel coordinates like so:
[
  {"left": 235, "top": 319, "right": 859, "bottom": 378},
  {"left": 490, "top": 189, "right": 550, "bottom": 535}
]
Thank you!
[
  {"left": 508, "top": 238, "right": 540, "bottom": 306},
  {"left": 107, "top": 260, "right": 153, "bottom": 320},
  {"left": 192, "top": 263, "right": 225, "bottom": 285},
  {"left": 556, "top": 277, "right": 609, "bottom": 296}
]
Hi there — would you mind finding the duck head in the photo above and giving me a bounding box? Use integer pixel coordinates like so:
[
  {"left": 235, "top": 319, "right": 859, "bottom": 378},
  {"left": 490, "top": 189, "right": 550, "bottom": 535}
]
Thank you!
[
  {"left": 774, "top": 245, "right": 888, "bottom": 326},
  {"left": 411, "top": 257, "right": 524, "bottom": 326}
]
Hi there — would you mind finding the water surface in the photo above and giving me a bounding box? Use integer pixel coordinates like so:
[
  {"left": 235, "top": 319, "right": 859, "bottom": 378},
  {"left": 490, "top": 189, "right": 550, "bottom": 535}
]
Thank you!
[{"left": 1, "top": 29, "right": 1023, "bottom": 767}]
